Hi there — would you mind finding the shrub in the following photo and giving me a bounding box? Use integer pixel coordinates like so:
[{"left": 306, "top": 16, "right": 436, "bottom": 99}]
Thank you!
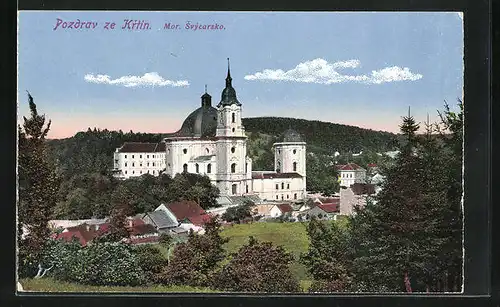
[{"left": 212, "top": 236, "right": 301, "bottom": 293}]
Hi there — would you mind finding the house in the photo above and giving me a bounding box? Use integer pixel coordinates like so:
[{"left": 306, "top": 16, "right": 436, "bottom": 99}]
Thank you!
[
  {"left": 166, "top": 200, "right": 211, "bottom": 226},
  {"left": 335, "top": 163, "right": 367, "bottom": 188},
  {"left": 142, "top": 208, "right": 179, "bottom": 233},
  {"left": 252, "top": 204, "right": 275, "bottom": 216},
  {"left": 301, "top": 203, "right": 339, "bottom": 220},
  {"left": 269, "top": 203, "right": 294, "bottom": 218},
  {"left": 53, "top": 222, "right": 110, "bottom": 246},
  {"left": 48, "top": 218, "right": 108, "bottom": 231},
  {"left": 339, "top": 183, "right": 376, "bottom": 216},
  {"left": 124, "top": 222, "right": 159, "bottom": 245}
]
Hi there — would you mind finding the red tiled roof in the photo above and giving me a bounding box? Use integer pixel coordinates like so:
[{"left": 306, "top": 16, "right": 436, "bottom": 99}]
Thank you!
[
  {"left": 351, "top": 183, "right": 376, "bottom": 195},
  {"left": 127, "top": 223, "right": 158, "bottom": 236},
  {"left": 315, "top": 197, "right": 340, "bottom": 204},
  {"left": 251, "top": 172, "right": 303, "bottom": 179},
  {"left": 187, "top": 214, "right": 212, "bottom": 226},
  {"left": 277, "top": 203, "right": 294, "bottom": 213},
  {"left": 56, "top": 223, "right": 112, "bottom": 246},
  {"left": 367, "top": 163, "right": 378, "bottom": 168},
  {"left": 167, "top": 200, "right": 206, "bottom": 221},
  {"left": 318, "top": 203, "right": 339, "bottom": 213},
  {"left": 118, "top": 142, "right": 166, "bottom": 153},
  {"left": 336, "top": 163, "right": 364, "bottom": 171}
]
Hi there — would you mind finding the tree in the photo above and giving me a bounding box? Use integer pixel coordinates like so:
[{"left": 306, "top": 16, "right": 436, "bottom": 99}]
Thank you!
[
  {"left": 134, "top": 244, "right": 169, "bottom": 284},
  {"left": 221, "top": 204, "right": 252, "bottom": 223},
  {"left": 18, "top": 92, "right": 60, "bottom": 277},
  {"left": 213, "top": 236, "right": 301, "bottom": 292},
  {"left": 159, "top": 216, "right": 228, "bottom": 287},
  {"left": 349, "top": 109, "right": 447, "bottom": 292},
  {"left": 301, "top": 217, "right": 353, "bottom": 292}
]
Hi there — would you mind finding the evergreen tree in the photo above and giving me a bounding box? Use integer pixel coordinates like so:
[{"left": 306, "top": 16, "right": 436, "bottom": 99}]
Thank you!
[
  {"left": 18, "top": 92, "right": 60, "bottom": 277},
  {"left": 350, "top": 109, "right": 445, "bottom": 292}
]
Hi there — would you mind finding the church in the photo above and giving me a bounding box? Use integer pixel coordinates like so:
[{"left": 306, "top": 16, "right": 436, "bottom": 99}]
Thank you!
[{"left": 113, "top": 60, "right": 307, "bottom": 201}]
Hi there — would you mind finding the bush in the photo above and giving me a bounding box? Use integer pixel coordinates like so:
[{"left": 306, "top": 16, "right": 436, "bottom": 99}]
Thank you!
[
  {"left": 212, "top": 236, "right": 301, "bottom": 292},
  {"left": 134, "top": 245, "right": 169, "bottom": 284},
  {"left": 41, "top": 238, "right": 146, "bottom": 286}
]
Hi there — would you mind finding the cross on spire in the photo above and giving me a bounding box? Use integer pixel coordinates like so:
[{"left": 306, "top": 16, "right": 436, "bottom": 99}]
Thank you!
[{"left": 205, "top": 84, "right": 207, "bottom": 93}]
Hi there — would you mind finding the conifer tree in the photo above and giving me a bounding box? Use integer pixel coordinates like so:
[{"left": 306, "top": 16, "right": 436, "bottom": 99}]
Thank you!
[
  {"left": 18, "top": 92, "right": 60, "bottom": 277},
  {"left": 350, "top": 108, "right": 445, "bottom": 292}
]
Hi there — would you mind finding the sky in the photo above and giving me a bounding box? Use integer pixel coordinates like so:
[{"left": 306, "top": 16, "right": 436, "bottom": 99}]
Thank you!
[{"left": 17, "top": 11, "right": 464, "bottom": 139}]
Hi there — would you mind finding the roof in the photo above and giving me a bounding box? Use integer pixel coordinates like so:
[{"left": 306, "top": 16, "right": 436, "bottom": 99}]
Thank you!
[
  {"left": 56, "top": 223, "right": 110, "bottom": 246},
  {"left": 336, "top": 163, "right": 365, "bottom": 171},
  {"left": 367, "top": 163, "right": 378, "bottom": 168},
  {"left": 118, "top": 142, "right": 166, "bottom": 153},
  {"left": 167, "top": 200, "right": 206, "bottom": 221},
  {"left": 351, "top": 183, "right": 376, "bottom": 195},
  {"left": 218, "top": 61, "right": 242, "bottom": 107},
  {"left": 191, "top": 155, "right": 216, "bottom": 162},
  {"left": 314, "top": 197, "right": 340, "bottom": 205},
  {"left": 146, "top": 210, "right": 179, "bottom": 229},
  {"left": 127, "top": 223, "right": 158, "bottom": 236},
  {"left": 252, "top": 172, "right": 303, "bottom": 179},
  {"left": 216, "top": 196, "right": 233, "bottom": 206},
  {"left": 166, "top": 104, "right": 218, "bottom": 138},
  {"left": 275, "top": 203, "right": 294, "bottom": 213},
  {"left": 281, "top": 128, "right": 304, "bottom": 143},
  {"left": 317, "top": 203, "right": 339, "bottom": 213},
  {"left": 187, "top": 214, "right": 211, "bottom": 226}
]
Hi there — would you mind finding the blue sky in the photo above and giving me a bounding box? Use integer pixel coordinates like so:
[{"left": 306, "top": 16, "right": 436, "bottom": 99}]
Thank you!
[{"left": 17, "top": 11, "right": 464, "bottom": 139}]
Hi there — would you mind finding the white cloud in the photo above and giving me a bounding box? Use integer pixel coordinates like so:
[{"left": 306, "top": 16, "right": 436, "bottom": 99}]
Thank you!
[
  {"left": 84, "top": 72, "right": 189, "bottom": 88},
  {"left": 244, "top": 58, "right": 423, "bottom": 85}
]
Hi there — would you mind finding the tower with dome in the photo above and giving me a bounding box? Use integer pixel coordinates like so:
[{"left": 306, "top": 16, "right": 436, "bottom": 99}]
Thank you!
[{"left": 113, "top": 60, "right": 306, "bottom": 201}]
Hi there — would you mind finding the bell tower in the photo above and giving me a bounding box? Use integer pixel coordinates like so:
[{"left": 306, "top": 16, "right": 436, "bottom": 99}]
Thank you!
[{"left": 215, "top": 59, "right": 249, "bottom": 196}]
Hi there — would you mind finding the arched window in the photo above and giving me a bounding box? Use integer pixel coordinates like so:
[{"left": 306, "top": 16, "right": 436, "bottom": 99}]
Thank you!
[
  {"left": 231, "top": 163, "right": 236, "bottom": 173},
  {"left": 276, "top": 162, "right": 281, "bottom": 173},
  {"left": 132, "top": 162, "right": 135, "bottom": 167},
  {"left": 183, "top": 164, "right": 188, "bottom": 173},
  {"left": 125, "top": 170, "right": 127, "bottom": 174},
  {"left": 281, "top": 182, "right": 284, "bottom": 190},
  {"left": 232, "top": 184, "right": 237, "bottom": 195},
  {"left": 231, "top": 147, "right": 235, "bottom": 153},
  {"left": 232, "top": 112, "right": 235, "bottom": 123},
  {"left": 293, "top": 162, "right": 297, "bottom": 172},
  {"left": 245, "top": 163, "right": 248, "bottom": 173},
  {"left": 195, "top": 163, "right": 199, "bottom": 173},
  {"left": 246, "top": 185, "right": 248, "bottom": 193},
  {"left": 183, "top": 148, "right": 187, "bottom": 154},
  {"left": 205, "top": 148, "right": 209, "bottom": 154},
  {"left": 207, "top": 163, "right": 212, "bottom": 173},
  {"left": 293, "top": 149, "right": 297, "bottom": 154},
  {"left": 294, "top": 193, "right": 297, "bottom": 199},
  {"left": 125, "top": 162, "right": 127, "bottom": 167},
  {"left": 232, "top": 128, "right": 235, "bottom": 132}
]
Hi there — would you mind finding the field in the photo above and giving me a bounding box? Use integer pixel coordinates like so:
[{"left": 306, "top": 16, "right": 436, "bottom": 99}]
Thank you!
[{"left": 19, "top": 221, "right": 324, "bottom": 293}]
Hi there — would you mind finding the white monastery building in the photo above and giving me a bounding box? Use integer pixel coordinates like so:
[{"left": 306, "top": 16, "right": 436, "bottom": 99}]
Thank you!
[{"left": 113, "top": 60, "right": 307, "bottom": 201}]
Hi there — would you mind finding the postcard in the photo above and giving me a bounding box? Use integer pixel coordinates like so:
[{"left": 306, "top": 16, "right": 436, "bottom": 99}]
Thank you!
[{"left": 16, "top": 10, "right": 464, "bottom": 294}]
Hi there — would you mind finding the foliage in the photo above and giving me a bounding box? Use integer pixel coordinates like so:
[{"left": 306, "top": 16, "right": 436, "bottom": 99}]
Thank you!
[
  {"left": 18, "top": 93, "right": 60, "bottom": 278},
  {"left": 221, "top": 203, "right": 252, "bottom": 223},
  {"left": 212, "top": 236, "right": 301, "bottom": 292},
  {"left": 40, "top": 238, "right": 146, "bottom": 286},
  {"left": 159, "top": 216, "right": 228, "bottom": 287},
  {"left": 134, "top": 244, "right": 169, "bottom": 284},
  {"left": 300, "top": 218, "right": 353, "bottom": 292}
]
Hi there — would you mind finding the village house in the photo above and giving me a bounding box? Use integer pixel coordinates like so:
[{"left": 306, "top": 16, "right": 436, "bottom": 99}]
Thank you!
[
  {"left": 268, "top": 203, "right": 294, "bottom": 218},
  {"left": 339, "top": 183, "right": 376, "bottom": 216},
  {"left": 301, "top": 203, "right": 339, "bottom": 220},
  {"left": 336, "top": 163, "right": 367, "bottom": 188},
  {"left": 52, "top": 222, "right": 110, "bottom": 246},
  {"left": 123, "top": 218, "right": 160, "bottom": 245}
]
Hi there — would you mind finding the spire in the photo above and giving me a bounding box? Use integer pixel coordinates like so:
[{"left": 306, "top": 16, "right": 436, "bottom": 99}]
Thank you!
[
  {"left": 201, "top": 84, "right": 211, "bottom": 107},
  {"left": 226, "top": 57, "right": 232, "bottom": 87},
  {"left": 205, "top": 84, "right": 207, "bottom": 93},
  {"left": 408, "top": 106, "right": 411, "bottom": 117}
]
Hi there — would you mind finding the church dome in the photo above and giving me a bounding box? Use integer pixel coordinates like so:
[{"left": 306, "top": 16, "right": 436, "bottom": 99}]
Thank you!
[
  {"left": 281, "top": 128, "right": 304, "bottom": 143},
  {"left": 174, "top": 105, "right": 218, "bottom": 137},
  {"left": 167, "top": 90, "right": 218, "bottom": 138}
]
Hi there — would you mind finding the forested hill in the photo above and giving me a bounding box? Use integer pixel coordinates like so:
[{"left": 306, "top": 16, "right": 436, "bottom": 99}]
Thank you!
[
  {"left": 45, "top": 118, "right": 399, "bottom": 179},
  {"left": 243, "top": 117, "right": 399, "bottom": 154}
]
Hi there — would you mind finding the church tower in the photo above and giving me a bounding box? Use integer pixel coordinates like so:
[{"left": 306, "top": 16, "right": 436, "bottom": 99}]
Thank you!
[
  {"left": 215, "top": 59, "right": 250, "bottom": 195},
  {"left": 273, "top": 128, "right": 307, "bottom": 176}
]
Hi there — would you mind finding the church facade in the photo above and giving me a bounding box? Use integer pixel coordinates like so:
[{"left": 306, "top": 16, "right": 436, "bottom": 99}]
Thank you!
[{"left": 113, "top": 61, "right": 306, "bottom": 201}]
